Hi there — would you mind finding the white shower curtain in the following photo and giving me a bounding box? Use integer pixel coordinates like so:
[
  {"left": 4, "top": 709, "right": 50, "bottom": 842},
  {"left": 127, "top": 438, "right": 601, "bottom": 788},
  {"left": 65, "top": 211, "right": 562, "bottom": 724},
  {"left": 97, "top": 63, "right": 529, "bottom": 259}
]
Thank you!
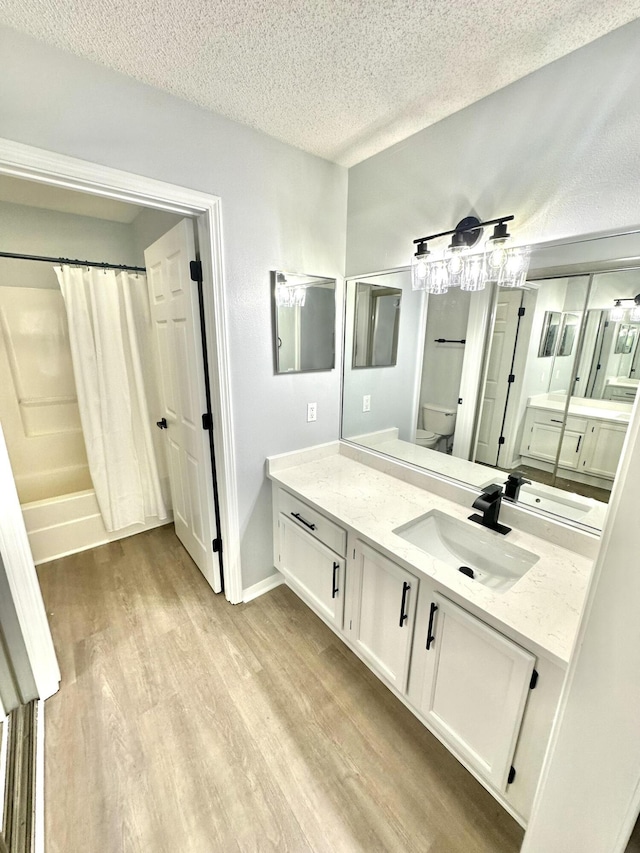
[{"left": 55, "top": 265, "right": 169, "bottom": 532}]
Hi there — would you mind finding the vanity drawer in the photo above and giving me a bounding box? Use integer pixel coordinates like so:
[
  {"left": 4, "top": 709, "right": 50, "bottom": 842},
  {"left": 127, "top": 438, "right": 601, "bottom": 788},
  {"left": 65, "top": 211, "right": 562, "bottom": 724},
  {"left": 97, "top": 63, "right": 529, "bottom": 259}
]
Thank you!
[
  {"left": 277, "top": 489, "right": 347, "bottom": 557},
  {"left": 530, "top": 409, "right": 587, "bottom": 433}
]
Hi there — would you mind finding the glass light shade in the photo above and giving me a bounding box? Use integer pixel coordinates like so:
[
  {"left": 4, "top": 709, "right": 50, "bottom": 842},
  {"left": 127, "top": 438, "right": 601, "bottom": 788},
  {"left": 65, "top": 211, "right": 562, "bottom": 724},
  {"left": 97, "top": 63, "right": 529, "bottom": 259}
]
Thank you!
[
  {"left": 484, "top": 237, "right": 509, "bottom": 284},
  {"left": 445, "top": 246, "right": 464, "bottom": 288},
  {"left": 461, "top": 252, "right": 487, "bottom": 291},
  {"left": 276, "top": 280, "right": 306, "bottom": 307},
  {"left": 610, "top": 301, "right": 626, "bottom": 322},
  {"left": 411, "top": 250, "right": 430, "bottom": 290},
  {"left": 427, "top": 258, "right": 449, "bottom": 294},
  {"left": 630, "top": 304, "right": 640, "bottom": 323},
  {"left": 499, "top": 245, "right": 532, "bottom": 288}
]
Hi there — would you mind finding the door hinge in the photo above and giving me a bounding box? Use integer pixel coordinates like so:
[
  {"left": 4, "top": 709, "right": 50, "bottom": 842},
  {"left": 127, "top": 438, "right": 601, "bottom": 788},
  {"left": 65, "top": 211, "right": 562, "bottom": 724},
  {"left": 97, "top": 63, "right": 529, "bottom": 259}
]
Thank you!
[
  {"left": 202, "top": 412, "right": 213, "bottom": 431},
  {"left": 498, "top": 436, "right": 506, "bottom": 446},
  {"left": 212, "top": 538, "right": 223, "bottom": 553},
  {"left": 190, "top": 259, "right": 203, "bottom": 283},
  {"left": 529, "top": 669, "right": 539, "bottom": 690},
  {"left": 508, "top": 766, "right": 516, "bottom": 785},
  {"left": 507, "top": 374, "right": 516, "bottom": 384},
  {"left": 518, "top": 306, "right": 526, "bottom": 317}
]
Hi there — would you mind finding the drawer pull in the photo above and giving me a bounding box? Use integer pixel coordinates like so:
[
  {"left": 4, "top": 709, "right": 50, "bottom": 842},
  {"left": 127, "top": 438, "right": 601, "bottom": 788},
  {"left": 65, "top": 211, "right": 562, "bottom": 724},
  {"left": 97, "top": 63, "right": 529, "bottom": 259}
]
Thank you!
[
  {"left": 550, "top": 418, "right": 563, "bottom": 424},
  {"left": 426, "top": 602, "right": 438, "bottom": 649},
  {"left": 399, "top": 581, "right": 411, "bottom": 627},
  {"left": 291, "top": 511, "right": 316, "bottom": 531},
  {"left": 332, "top": 561, "right": 339, "bottom": 598}
]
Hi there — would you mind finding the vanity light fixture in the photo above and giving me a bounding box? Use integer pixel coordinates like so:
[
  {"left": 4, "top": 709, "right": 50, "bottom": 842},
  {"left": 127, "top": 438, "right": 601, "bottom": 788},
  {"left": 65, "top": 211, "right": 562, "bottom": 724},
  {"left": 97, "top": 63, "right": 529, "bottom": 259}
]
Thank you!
[
  {"left": 610, "top": 294, "right": 640, "bottom": 323},
  {"left": 411, "top": 215, "right": 531, "bottom": 295},
  {"left": 275, "top": 272, "right": 307, "bottom": 308}
]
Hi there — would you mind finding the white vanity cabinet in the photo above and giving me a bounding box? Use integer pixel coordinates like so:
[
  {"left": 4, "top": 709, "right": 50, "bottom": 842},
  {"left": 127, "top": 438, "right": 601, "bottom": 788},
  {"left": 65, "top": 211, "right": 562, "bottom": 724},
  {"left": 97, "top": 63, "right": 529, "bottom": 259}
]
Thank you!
[
  {"left": 520, "top": 409, "right": 586, "bottom": 470},
  {"left": 579, "top": 420, "right": 628, "bottom": 479},
  {"left": 345, "top": 540, "right": 418, "bottom": 692},
  {"left": 274, "top": 489, "right": 347, "bottom": 630},
  {"left": 520, "top": 405, "right": 628, "bottom": 482},
  {"left": 407, "top": 590, "right": 535, "bottom": 792}
]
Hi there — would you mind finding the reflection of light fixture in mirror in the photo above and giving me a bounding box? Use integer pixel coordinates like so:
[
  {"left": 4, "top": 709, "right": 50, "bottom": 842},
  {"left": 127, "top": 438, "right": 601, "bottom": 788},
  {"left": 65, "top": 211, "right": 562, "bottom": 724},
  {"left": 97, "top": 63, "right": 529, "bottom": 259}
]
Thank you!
[
  {"left": 631, "top": 294, "right": 640, "bottom": 322},
  {"left": 411, "top": 214, "right": 531, "bottom": 295},
  {"left": 275, "top": 272, "right": 306, "bottom": 308},
  {"left": 610, "top": 300, "right": 626, "bottom": 322}
]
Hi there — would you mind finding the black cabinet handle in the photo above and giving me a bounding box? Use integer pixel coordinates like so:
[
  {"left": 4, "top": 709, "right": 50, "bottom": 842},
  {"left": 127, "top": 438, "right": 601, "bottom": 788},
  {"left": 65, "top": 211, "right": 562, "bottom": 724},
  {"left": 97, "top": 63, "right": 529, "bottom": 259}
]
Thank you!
[
  {"left": 426, "top": 602, "right": 438, "bottom": 650},
  {"left": 156, "top": 417, "right": 168, "bottom": 429},
  {"left": 399, "top": 581, "right": 410, "bottom": 627},
  {"left": 291, "top": 512, "right": 316, "bottom": 531},
  {"left": 332, "top": 561, "right": 339, "bottom": 598},
  {"left": 550, "top": 418, "right": 563, "bottom": 424},
  {"left": 576, "top": 435, "right": 582, "bottom": 452}
]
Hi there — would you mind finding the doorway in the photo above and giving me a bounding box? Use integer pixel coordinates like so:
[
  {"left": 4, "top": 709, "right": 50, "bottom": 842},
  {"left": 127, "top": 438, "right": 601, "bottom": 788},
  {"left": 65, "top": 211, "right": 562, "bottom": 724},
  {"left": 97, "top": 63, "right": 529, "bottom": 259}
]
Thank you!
[{"left": 0, "top": 138, "right": 241, "bottom": 603}]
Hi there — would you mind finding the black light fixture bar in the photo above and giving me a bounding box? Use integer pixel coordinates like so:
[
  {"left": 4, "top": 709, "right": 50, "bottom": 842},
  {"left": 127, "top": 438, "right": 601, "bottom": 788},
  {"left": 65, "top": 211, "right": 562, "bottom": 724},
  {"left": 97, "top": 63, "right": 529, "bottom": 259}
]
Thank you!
[{"left": 413, "top": 214, "right": 514, "bottom": 246}]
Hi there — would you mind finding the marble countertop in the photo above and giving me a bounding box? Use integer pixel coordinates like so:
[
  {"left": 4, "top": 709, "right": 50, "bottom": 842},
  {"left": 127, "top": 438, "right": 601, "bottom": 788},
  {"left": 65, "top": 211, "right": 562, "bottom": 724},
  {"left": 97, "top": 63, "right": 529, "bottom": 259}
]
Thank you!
[
  {"left": 527, "top": 394, "right": 632, "bottom": 423},
  {"left": 268, "top": 445, "right": 594, "bottom": 667}
]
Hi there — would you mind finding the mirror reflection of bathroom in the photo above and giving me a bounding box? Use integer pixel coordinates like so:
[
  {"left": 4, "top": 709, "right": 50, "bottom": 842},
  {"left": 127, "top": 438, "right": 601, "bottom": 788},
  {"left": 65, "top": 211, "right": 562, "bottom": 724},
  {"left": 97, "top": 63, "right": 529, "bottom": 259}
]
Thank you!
[
  {"left": 416, "top": 288, "right": 469, "bottom": 454},
  {"left": 352, "top": 282, "right": 401, "bottom": 368},
  {"left": 272, "top": 270, "right": 336, "bottom": 374}
]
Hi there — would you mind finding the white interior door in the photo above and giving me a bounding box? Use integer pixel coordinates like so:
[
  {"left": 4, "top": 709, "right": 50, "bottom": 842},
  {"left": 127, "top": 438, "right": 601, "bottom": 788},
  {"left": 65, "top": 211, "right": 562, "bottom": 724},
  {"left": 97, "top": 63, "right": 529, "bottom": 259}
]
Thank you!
[
  {"left": 475, "top": 290, "right": 523, "bottom": 466},
  {"left": 144, "top": 219, "right": 221, "bottom": 593}
]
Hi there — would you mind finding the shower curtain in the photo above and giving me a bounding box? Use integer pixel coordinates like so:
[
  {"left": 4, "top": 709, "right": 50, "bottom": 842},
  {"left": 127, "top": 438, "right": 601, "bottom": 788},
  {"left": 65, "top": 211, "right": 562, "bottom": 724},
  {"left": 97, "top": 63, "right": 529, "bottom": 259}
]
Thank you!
[{"left": 55, "top": 265, "right": 169, "bottom": 532}]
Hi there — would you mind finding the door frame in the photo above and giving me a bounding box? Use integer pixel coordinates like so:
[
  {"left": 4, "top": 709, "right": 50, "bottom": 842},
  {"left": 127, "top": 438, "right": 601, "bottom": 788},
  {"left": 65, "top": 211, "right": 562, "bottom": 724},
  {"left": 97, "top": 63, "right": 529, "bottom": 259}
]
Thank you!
[{"left": 0, "top": 137, "right": 242, "bottom": 604}]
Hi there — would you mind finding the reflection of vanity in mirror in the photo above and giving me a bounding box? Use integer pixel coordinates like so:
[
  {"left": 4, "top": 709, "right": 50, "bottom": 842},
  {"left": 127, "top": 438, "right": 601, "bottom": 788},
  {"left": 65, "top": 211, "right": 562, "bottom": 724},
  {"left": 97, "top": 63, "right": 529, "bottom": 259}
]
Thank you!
[
  {"left": 272, "top": 270, "right": 336, "bottom": 373},
  {"left": 341, "top": 236, "right": 640, "bottom": 532}
]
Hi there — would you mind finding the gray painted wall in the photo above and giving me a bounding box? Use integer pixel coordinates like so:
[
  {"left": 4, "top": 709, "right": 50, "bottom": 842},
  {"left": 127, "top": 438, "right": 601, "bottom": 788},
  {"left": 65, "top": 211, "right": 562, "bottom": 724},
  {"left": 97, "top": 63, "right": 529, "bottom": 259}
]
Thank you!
[
  {"left": 346, "top": 19, "right": 640, "bottom": 276},
  {"left": 0, "top": 26, "right": 348, "bottom": 591}
]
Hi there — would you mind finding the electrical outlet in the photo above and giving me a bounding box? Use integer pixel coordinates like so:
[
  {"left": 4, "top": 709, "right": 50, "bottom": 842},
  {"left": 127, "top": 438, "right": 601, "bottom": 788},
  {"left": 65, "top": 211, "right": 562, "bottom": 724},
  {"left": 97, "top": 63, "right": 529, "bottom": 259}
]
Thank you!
[
  {"left": 363, "top": 394, "right": 371, "bottom": 412},
  {"left": 307, "top": 402, "right": 317, "bottom": 422}
]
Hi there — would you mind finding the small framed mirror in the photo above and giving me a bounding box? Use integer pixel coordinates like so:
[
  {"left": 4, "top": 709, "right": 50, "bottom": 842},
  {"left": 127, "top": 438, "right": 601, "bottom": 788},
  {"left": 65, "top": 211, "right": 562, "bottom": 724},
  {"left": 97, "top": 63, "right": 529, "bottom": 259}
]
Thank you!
[
  {"left": 557, "top": 312, "right": 580, "bottom": 357},
  {"left": 352, "top": 282, "right": 402, "bottom": 368},
  {"left": 272, "top": 270, "right": 336, "bottom": 374},
  {"left": 538, "top": 310, "right": 561, "bottom": 357}
]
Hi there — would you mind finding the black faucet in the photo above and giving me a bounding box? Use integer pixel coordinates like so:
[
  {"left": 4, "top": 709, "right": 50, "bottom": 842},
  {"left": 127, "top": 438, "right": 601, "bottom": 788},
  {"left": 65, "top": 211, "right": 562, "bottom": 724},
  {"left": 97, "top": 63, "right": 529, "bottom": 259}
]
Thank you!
[
  {"left": 504, "top": 471, "right": 531, "bottom": 502},
  {"left": 469, "top": 484, "right": 511, "bottom": 535}
]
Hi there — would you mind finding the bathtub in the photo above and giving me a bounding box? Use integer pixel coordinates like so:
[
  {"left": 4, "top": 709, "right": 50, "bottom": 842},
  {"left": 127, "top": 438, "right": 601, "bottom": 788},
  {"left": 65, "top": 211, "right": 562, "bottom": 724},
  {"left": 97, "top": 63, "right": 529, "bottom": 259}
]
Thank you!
[{"left": 22, "top": 489, "right": 172, "bottom": 565}]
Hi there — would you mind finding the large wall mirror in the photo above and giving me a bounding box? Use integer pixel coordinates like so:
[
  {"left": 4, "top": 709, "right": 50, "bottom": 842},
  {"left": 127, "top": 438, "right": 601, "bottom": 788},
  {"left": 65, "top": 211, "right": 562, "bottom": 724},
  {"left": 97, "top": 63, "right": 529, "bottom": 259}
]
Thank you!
[
  {"left": 272, "top": 270, "right": 336, "bottom": 374},
  {"left": 341, "top": 232, "right": 640, "bottom": 533}
]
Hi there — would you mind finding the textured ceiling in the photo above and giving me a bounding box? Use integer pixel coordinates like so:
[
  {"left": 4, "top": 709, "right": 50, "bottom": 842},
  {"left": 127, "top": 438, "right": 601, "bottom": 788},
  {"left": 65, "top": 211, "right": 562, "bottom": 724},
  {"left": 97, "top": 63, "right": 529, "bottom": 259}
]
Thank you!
[{"left": 1, "top": 1, "right": 640, "bottom": 166}]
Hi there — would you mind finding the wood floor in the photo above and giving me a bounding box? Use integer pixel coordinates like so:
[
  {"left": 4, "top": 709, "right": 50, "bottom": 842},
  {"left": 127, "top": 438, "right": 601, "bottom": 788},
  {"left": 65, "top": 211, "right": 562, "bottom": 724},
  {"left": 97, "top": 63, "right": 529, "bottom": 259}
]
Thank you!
[{"left": 37, "top": 526, "right": 524, "bottom": 853}]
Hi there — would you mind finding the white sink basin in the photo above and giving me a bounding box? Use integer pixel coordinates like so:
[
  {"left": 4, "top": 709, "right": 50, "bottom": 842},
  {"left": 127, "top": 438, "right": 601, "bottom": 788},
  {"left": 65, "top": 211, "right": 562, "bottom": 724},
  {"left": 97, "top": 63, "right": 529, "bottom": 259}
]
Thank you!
[
  {"left": 481, "top": 477, "right": 594, "bottom": 521},
  {"left": 393, "top": 509, "right": 539, "bottom": 592}
]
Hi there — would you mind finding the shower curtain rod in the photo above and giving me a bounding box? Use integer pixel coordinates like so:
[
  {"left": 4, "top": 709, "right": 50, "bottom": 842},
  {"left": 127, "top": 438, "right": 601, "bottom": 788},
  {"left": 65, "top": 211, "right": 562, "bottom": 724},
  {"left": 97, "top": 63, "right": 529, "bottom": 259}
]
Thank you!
[{"left": 0, "top": 250, "right": 146, "bottom": 274}]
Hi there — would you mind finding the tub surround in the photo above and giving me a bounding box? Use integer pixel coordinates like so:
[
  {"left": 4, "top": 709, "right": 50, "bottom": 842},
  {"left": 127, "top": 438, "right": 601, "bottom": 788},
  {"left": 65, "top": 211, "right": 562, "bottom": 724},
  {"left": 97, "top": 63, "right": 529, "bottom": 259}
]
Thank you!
[{"left": 267, "top": 441, "right": 594, "bottom": 666}]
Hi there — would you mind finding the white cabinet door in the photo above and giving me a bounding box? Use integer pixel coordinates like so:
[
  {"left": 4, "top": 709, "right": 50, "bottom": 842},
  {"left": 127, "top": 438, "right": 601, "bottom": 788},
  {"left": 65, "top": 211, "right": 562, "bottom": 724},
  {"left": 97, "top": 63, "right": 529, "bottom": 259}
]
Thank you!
[
  {"left": 409, "top": 592, "right": 535, "bottom": 791},
  {"left": 581, "top": 421, "right": 627, "bottom": 478},
  {"left": 278, "top": 516, "right": 345, "bottom": 629},
  {"left": 349, "top": 541, "right": 418, "bottom": 692},
  {"left": 526, "top": 423, "right": 584, "bottom": 469}
]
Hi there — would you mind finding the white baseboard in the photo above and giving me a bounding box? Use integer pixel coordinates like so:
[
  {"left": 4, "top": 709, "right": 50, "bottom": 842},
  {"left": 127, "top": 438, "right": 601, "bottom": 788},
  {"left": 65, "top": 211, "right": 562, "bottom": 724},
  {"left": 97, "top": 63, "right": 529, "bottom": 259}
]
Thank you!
[{"left": 242, "top": 571, "right": 284, "bottom": 603}]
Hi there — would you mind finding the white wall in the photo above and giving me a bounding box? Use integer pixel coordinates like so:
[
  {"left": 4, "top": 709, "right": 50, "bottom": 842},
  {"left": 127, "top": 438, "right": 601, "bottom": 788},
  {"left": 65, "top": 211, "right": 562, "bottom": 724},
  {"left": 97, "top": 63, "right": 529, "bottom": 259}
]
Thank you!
[
  {"left": 419, "top": 289, "right": 471, "bottom": 416},
  {"left": 0, "top": 26, "right": 348, "bottom": 590},
  {"left": 0, "top": 198, "right": 138, "bottom": 288}
]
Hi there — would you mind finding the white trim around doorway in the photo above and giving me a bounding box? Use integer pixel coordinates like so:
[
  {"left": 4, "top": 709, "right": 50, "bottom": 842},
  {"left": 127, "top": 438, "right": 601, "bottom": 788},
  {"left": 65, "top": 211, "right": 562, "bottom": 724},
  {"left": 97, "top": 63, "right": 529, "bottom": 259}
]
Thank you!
[{"left": 0, "top": 137, "right": 242, "bottom": 604}]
